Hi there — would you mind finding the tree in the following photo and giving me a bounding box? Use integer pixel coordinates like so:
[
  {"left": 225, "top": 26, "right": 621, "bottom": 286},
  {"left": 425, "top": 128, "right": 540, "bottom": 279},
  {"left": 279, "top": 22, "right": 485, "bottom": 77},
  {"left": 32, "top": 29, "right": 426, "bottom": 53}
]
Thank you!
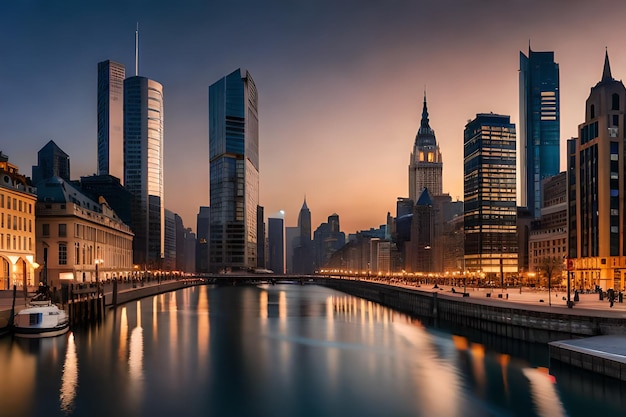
[{"left": 538, "top": 256, "right": 564, "bottom": 306}]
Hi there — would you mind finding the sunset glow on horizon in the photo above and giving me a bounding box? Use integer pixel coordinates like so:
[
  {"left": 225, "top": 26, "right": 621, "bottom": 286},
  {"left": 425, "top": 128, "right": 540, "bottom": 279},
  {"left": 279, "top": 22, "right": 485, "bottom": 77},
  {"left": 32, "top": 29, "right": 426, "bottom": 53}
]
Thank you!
[{"left": 3, "top": 1, "right": 626, "bottom": 234}]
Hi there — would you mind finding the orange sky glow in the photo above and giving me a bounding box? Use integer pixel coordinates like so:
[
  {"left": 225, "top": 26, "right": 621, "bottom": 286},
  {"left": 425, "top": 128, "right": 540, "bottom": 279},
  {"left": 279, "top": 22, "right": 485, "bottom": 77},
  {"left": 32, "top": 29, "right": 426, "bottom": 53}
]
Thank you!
[{"left": 3, "top": 1, "right": 626, "bottom": 235}]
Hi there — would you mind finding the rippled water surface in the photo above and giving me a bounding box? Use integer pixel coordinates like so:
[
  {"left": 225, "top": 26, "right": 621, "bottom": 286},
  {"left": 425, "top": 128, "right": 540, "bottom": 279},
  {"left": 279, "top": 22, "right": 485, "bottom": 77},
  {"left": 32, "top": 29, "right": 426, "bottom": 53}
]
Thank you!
[{"left": 1, "top": 284, "right": 624, "bottom": 417}]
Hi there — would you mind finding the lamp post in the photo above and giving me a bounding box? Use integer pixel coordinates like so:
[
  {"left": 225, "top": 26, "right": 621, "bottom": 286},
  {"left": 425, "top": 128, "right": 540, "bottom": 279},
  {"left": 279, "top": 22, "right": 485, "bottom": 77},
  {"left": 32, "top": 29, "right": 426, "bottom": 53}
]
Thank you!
[{"left": 95, "top": 259, "right": 103, "bottom": 286}]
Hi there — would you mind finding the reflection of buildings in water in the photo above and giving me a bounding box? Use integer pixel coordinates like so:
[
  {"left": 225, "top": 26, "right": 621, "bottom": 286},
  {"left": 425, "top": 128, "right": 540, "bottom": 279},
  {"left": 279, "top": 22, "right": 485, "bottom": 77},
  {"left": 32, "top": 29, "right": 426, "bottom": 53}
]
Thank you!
[
  {"left": 168, "top": 292, "right": 178, "bottom": 353},
  {"left": 499, "top": 353, "right": 511, "bottom": 397},
  {"left": 197, "top": 285, "right": 210, "bottom": 367},
  {"left": 522, "top": 367, "right": 566, "bottom": 417},
  {"left": 391, "top": 320, "right": 463, "bottom": 417},
  {"left": 119, "top": 306, "right": 128, "bottom": 361},
  {"left": 259, "top": 289, "right": 268, "bottom": 321},
  {"left": 1, "top": 337, "right": 37, "bottom": 415},
  {"left": 470, "top": 343, "right": 486, "bottom": 395},
  {"left": 128, "top": 301, "right": 144, "bottom": 407},
  {"left": 59, "top": 332, "right": 78, "bottom": 414},
  {"left": 152, "top": 296, "right": 158, "bottom": 342},
  {"left": 278, "top": 290, "right": 287, "bottom": 326}
]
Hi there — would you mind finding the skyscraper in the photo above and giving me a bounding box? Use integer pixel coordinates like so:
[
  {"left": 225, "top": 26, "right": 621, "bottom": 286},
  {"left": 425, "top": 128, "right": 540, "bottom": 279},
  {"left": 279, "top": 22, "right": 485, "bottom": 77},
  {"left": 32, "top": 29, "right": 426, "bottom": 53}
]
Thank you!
[
  {"left": 124, "top": 75, "right": 164, "bottom": 269},
  {"left": 293, "top": 198, "right": 314, "bottom": 274},
  {"left": 196, "top": 206, "right": 210, "bottom": 273},
  {"left": 519, "top": 47, "right": 560, "bottom": 217},
  {"left": 268, "top": 217, "right": 284, "bottom": 274},
  {"left": 464, "top": 113, "right": 518, "bottom": 280},
  {"left": 97, "top": 60, "right": 125, "bottom": 182},
  {"left": 409, "top": 93, "right": 443, "bottom": 201},
  {"left": 209, "top": 68, "right": 259, "bottom": 272},
  {"left": 568, "top": 51, "right": 626, "bottom": 291}
]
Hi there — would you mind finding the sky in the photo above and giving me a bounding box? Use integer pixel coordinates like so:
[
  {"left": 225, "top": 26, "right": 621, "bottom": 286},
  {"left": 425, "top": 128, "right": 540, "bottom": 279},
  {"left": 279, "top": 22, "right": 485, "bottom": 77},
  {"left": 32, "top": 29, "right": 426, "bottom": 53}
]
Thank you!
[{"left": 2, "top": 0, "right": 626, "bottom": 235}]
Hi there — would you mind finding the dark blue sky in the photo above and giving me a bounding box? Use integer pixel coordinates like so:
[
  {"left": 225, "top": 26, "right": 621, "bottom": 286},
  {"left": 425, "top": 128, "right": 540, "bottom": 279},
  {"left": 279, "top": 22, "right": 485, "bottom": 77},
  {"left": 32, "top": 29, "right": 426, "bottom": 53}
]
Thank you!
[{"left": 2, "top": 0, "right": 625, "bottom": 233}]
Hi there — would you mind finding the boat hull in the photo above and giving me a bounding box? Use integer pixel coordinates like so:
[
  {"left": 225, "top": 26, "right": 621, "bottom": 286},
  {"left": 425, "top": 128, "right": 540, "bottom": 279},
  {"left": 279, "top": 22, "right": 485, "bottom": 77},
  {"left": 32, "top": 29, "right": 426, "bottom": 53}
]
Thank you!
[{"left": 13, "top": 322, "right": 70, "bottom": 338}]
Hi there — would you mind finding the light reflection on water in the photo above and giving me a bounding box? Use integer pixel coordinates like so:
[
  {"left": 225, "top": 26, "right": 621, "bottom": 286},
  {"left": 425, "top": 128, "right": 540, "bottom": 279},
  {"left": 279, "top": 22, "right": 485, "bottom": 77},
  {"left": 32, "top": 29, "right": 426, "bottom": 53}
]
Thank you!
[
  {"left": 0, "top": 284, "right": 624, "bottom": 417},
  {"left": 59, "top": 332, "right": 77, "bottom": 415}
]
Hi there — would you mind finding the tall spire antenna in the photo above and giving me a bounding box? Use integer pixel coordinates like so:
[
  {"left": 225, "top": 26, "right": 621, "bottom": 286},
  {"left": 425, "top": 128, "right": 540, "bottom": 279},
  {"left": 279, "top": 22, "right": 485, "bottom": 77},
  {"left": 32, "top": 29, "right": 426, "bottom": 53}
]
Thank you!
[{"left": 135, "top": 22, "right": 139, "bottom": 76}]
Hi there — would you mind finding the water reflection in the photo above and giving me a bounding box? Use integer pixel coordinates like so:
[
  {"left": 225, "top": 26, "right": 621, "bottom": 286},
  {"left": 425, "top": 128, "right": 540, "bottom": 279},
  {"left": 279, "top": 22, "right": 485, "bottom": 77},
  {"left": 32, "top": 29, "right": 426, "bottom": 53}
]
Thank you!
[
  {"left": 59, "top": 332, "right": 78, "bottom": 414},
  {"left": 523, "top": 367, "right": 566, "bottom": 416},
  {"left": 0, "top": 285, "right": 624, "bottom": 417},
  {"left": 128, "top": 300, "right": 144, "bottom": 396}
]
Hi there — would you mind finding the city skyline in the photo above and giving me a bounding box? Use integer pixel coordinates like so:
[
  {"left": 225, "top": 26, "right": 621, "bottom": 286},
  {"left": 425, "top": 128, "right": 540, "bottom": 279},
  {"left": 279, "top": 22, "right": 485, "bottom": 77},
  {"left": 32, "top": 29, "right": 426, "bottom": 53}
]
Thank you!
[{"left": 3, "top": 1, "right": 626, "bottom": 234}]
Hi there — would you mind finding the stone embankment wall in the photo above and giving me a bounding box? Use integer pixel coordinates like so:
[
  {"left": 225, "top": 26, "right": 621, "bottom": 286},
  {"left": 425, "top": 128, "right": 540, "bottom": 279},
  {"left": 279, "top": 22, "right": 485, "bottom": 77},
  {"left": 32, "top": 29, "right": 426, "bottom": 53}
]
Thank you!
[
  {"left": 105, "top": 279, "right": 200, "bottom": 307},
  {"left": 321, "top": 279, "right": 626, "bottom": 344}
]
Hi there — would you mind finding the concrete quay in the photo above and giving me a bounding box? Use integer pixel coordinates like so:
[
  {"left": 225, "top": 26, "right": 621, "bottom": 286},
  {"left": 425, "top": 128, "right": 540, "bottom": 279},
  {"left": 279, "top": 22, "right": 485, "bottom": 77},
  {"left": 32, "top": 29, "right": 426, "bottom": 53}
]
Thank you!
[{"left": 321, "top": 278, "right": 626, "bottom": 381}]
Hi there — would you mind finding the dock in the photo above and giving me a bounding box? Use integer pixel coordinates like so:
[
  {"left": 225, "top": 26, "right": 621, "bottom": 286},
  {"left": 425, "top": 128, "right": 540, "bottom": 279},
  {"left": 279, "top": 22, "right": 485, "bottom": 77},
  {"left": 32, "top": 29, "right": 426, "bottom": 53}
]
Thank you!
[{"left": 549, "top": 335, "right": 626, "bottom": 381}]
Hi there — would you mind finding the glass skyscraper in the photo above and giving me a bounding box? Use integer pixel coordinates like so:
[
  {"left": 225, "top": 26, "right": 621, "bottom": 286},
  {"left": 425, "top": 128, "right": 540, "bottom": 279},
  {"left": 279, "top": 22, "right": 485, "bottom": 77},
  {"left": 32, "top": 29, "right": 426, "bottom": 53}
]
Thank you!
[
  {"left": 124, "top": 75, "right": 164, "bottom": 269},
  {"left": 209, "top": 69, "right": 259, "bottom": 272},
  {"left": 97, "top": 60, "right": 125, "bottom": 182},
  {"left": 464, "top": 114, "right": 518, "bottom": 279},
  {"left": 519, "top": 48, "right": 560, "bottom": 218}
]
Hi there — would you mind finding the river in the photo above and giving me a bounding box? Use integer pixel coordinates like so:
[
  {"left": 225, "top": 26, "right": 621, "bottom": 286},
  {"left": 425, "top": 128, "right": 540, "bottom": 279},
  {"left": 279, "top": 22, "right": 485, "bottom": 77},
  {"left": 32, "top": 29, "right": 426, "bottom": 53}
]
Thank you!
[{"left": 0, "top": 284, "right": 624, "bottom": 416}]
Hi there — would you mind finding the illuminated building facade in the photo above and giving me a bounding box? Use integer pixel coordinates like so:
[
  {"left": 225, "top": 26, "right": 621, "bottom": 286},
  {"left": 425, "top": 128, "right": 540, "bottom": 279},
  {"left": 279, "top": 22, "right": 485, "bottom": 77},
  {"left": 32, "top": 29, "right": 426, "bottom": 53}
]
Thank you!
[
  {"left": 568, "top": 52, "right": 626, "bottom": 291},
  {"left": 463, "top": 114, "right": 518, "bottom": 278},
  {"left": 409, "top": 93, "right": 443, "bottom": 201},
  {"left": 519, "top": 48, "right": 560, "bottom": 217},
  {"left": 35, "top": 176, "right": 133, "bottom": 289},
  {"left": 528, "top": 172, "right": 567, "bottom": 278},
  {"left": 0, "top": 153, "right": 37, "bottom": 290},
  {"left": 124, "top": 76, "right": 164, "bottom": 269},
  {"left": 209, "top": 68, "right": 259, "bottom": 272}
]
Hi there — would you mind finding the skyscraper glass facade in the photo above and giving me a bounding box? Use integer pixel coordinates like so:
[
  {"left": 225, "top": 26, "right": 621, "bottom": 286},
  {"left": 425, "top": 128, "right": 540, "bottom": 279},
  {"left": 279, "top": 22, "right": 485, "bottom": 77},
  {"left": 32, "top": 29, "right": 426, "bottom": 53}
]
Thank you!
[
  {"left": 97, "top": 60, "right": 125, "bottom": 182},
  {"left": 464, "top": 114, "right": 518, "bottom": 276},
  {"left": 124, "top": 76, "right": 164, "bottom": 268},
  {"left": 519, "top": 48, "right": 560, "bottom": 217},
  {"left": 209, "top": 69, "right": 259, "bottom": 272}
]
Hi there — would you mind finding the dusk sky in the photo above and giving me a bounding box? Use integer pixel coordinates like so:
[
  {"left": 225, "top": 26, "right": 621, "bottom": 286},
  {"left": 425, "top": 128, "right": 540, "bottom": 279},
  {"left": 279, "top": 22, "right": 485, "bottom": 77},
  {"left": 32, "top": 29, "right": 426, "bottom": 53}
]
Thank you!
[{"left": 2, "top": 1, "right": 626, "bottom": 235}]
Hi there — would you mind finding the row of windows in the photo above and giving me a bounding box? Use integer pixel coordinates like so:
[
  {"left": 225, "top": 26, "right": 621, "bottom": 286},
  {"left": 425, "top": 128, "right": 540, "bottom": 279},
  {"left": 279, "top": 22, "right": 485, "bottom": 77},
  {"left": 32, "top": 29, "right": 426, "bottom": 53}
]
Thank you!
[
  {"left": 531, "top": 238, "right": 567, "bottom": 248},
  {"left": 0, "top": 213, "right": 33, "bottom": 232},
  {"left": 532, "top": 245, "right": 565, "bottom": 258},
  {"left": 0, "top": 195, "right": 33, "bottom": 213},
  {"left": 42, "top": 223, "right": 66, "bottom": 237},
  {"left": 0, "top": 233, "right": 32, "bottom": 252}
]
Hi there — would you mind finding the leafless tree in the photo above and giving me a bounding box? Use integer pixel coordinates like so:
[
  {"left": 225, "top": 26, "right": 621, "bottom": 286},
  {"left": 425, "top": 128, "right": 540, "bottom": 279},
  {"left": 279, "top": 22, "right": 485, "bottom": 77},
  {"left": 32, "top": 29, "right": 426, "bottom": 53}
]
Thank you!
[{"left": 538, "top": 256, "right": 564, "bottom": 306}]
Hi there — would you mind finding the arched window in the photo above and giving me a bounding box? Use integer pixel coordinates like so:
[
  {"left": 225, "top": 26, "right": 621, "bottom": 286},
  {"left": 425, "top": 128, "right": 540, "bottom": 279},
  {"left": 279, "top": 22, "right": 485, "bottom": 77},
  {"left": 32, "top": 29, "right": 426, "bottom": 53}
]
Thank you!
[{"left": 613, "top": 93, "right": 620, "bottom": 111}]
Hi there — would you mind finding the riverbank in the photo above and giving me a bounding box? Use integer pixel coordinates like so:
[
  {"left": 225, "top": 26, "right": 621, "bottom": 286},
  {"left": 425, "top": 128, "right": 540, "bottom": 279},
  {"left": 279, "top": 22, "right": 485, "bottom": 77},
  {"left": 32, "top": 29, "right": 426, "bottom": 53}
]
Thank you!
[
  {"left": 319, "top": 277, "right": 626, "bottom": 381},
  {"left": 0, "top": 278, "right": 203, "bottom": 335},
  {"left": 3, "top": 276, "right": 626, "bottom": 380}
]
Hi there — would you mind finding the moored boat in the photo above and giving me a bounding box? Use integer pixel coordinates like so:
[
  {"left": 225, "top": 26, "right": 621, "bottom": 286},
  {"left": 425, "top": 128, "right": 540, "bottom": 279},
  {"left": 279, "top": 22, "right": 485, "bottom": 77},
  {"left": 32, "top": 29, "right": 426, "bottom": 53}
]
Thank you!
[{"left": 13, "top": 296, "right": 69, "bottom": 338}]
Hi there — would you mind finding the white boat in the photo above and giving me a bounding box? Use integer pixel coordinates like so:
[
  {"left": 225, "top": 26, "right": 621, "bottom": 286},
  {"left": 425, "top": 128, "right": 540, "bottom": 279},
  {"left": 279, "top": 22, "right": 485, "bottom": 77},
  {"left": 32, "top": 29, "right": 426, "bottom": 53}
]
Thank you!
[{"left": 13, "top": 296, "right": 69, "bottom": 338}]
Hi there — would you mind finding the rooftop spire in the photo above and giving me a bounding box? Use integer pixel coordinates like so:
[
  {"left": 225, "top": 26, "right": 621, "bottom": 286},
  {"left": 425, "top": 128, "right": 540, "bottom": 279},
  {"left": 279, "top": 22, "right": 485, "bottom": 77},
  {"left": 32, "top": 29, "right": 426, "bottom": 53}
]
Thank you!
[
  {"left": 602, "top": 47, "right": 613, "bottom": 82},
  {"left": 419, "top": 91, "right": 431, "bottom": 133}
]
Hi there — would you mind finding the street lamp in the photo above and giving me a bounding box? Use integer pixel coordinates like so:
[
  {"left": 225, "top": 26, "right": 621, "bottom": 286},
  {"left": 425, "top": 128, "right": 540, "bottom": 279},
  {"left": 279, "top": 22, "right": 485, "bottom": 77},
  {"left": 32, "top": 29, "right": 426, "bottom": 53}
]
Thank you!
[{"left": 95, "top": 259, "right": 103, "bottom": 285}]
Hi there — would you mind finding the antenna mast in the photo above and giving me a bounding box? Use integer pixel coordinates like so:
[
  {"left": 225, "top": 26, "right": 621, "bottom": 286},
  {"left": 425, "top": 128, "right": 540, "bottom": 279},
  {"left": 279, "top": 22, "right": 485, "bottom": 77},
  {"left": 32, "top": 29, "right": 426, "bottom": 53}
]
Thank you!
[{"left": 135, "top": 22, "right": 139, "bottom": 76}]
